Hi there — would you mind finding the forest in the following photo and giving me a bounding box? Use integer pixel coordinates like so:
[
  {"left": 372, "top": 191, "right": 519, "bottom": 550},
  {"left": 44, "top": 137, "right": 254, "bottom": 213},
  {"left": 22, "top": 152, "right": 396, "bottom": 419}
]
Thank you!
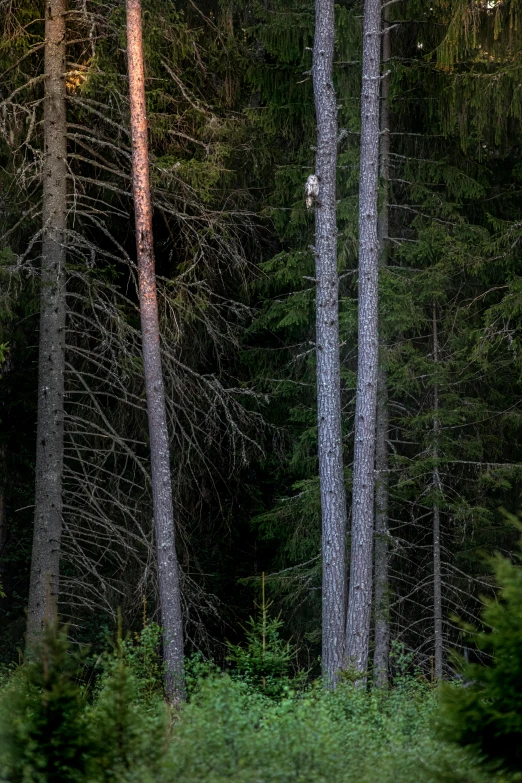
[{"left": 1, "top": 0, "right": 522, "bottom": 780}]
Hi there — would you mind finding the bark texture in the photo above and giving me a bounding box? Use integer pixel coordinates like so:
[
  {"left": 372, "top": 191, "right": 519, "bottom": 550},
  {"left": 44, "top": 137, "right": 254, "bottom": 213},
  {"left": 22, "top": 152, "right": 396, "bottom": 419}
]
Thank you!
[
  {"left": 27, "top": 0, "right": 68, "bottom": 643},
  {"left": 373, "top": 9, "right": 391, "bottom": 688},
  {"left": 346, "top": 0, "right": 381, "bottom": 675},
  {"left": 373, "top": 370, "right": 389, "bottom": 685},
  {"left": 312, "top": 0, "right": 348, "bottom": 686},
  {"left": 126, "top": 0, "right": 185, "bottom": 702},
  {"left": 432, "top": 303, "right": 443, "bottom": 680}
]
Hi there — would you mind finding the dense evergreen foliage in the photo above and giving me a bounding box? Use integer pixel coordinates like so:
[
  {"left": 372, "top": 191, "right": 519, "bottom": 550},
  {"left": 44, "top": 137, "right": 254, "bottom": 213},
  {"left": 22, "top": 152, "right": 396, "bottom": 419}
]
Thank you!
[{"left": 440, "top": 528, "right": 522, "bottom": 771}]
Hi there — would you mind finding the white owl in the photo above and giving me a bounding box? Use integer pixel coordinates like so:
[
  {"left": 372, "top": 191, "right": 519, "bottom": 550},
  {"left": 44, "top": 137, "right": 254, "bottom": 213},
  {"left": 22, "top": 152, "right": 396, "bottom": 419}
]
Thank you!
[{"left": 305, "top": 174, "right": 320, "bottom": 209}]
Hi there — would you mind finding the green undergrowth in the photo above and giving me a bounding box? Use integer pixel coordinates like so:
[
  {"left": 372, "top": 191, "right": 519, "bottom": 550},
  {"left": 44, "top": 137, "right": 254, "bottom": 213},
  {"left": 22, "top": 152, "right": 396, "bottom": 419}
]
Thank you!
[
  {"left": 0, "top": 587, "right": 518, "bottom": 783},
  {"left": 166, "top": 674, "right": 492, "bottom": 783},
  {"left": 0, "top": 639, "right": 494, "bottom": 783}
]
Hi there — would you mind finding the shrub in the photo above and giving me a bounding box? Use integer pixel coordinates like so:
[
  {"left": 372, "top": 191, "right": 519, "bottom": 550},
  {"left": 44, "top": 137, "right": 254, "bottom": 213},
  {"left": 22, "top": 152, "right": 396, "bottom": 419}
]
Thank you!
[
  {"left": 120, "top": 622, "right": 164, "bottom": 701},
  {"left": 164, "top": 673, "right": 489, "bottom": 783},
  {"left": 87, "top": 637, "right": 167, "bottom": 783}
]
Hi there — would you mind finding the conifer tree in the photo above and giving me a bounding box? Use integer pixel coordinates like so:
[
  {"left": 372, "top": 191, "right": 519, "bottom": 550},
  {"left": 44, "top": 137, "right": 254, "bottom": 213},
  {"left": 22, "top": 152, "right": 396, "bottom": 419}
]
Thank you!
[
  {"left": 311, "top": 0, "right": 348, "bottom": 686},
  {"left": 373, "top": 5, "right": 391, "bottom": 688},
  {"left": 382, "top": 0, "right": 522, "bottom": 672},
  {"left": 0, "top": 624, "right": 90, "bottom": 783},
  {"left": 126, "top": 0, "right": 184, "bottom": 702},
  {"left": 440, "top": 532, "right": 522, "bottom": 770},
  {"left": 27, "top": 0, "right": 68, "bottom": 643},
  {"left": 346, "top": 0, "right": 382, "bottom": 676},
  {"left": 226, "top": 574, "right": 295, "bottom": 698}
]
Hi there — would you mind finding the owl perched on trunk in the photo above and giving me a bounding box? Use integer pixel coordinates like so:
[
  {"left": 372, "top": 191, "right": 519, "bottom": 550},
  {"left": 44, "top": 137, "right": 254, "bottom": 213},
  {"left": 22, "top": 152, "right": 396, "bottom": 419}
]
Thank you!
[{"left": 305, "top": 174, "right": 320, "bottom": 209}]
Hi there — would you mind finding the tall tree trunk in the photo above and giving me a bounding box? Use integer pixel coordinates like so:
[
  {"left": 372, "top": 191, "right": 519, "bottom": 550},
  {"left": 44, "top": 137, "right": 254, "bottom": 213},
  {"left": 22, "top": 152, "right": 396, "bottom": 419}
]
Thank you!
[
  {"left": 27, "top": 0, "right": 68, "bottom": 643},
  {"left": 126, "top": 0, "right": 185, "bottom": 703},
  {"left": 373, "top": 376, "right": 389, "bottom": 685},
  {"left": 373, "top": 6, "right": 391, "bottom": 688},
  {"left": 432, "top": 303, "right": 443, "bottom": 680},
  {"left": 0, "top": 442, "right": 6, "bottom": 563},
  {"left": 346, "top": 0, "right": 381, "bottom": 675},
  {"left": 312, "top": 0, "right": 348, "bottom": 686}
]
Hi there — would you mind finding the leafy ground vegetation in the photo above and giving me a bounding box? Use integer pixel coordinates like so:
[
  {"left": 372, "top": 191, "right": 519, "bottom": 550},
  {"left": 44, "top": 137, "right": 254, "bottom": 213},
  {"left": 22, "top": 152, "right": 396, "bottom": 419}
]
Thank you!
[
  {"left": 0, "top": 633, "right": 482, "bottom": 783},
  {"left": 1, "top": 542, "right": 522, "bottom": 783}
]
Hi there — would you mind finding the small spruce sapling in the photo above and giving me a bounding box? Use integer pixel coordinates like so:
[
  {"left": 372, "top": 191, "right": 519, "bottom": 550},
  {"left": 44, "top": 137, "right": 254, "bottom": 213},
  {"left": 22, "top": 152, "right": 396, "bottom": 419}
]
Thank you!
[
  {"left": 87, "top": 616, "right": 167, "bottom": 783},
  {"left": 121, "top": 615, "right": 164, "bottom": 700},
  {"left": 226, "top": 574, "right": 299, "bottom": 698}
]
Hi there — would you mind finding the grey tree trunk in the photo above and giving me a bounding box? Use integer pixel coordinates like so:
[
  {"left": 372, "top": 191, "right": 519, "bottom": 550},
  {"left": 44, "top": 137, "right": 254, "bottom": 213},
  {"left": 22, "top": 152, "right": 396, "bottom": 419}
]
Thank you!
[
  {"left": 373, "top": 8, "right": 391, "bottom": 689},
  {"left": 373, "top": 372, "right": 389, "bottom": 685},
  {"left": 346, "top": 0, "right": 381, "bottom": 675},
  {"left": 126, "top": 0, "right": 185, "bottom": 703},
  {"left": 27, "top": 0, "right": 68, "bottom": 643},
  {"left": 311, "top": 0, "right": 348, "bottom": 685},
  {"left": 432, "top": 303, "right": 443, "bottom": 681}
]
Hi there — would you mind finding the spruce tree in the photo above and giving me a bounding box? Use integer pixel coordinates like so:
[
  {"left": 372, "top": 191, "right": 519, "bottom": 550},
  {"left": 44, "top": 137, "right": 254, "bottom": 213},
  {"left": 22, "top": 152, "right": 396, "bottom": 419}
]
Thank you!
[
  {"left": 26, "top": 0, "right": 68, "bottom": 644},
  {"left": 440, "top": 533, "right": 522, "bottom": 771},
  {"left": 346, "top": 0, "right": 382, "bottom": 677},
  {"left": 125, "top": 0, "right": 185, "bottom": 704},
  {"left": 0, "top": 625, "right": 90, "bottom": 783},
  {"left": 311, "top": 0, "right": 348, "bottom": 686}
]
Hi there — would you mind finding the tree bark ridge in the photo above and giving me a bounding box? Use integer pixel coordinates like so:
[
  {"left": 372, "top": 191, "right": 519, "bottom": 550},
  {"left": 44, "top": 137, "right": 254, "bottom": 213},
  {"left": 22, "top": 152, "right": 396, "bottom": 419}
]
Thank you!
[
  {"left": 373, "top": 6, "right": 391, "bottom": 688},
  {"left": 27, "top": 0, "right": 68, "bottom": 643},
  {"left": 312, "top": 0, "right": 348, "bottom": 685},
  {"left": 346, "top": 0, "right": 381, "bottom": 675}
]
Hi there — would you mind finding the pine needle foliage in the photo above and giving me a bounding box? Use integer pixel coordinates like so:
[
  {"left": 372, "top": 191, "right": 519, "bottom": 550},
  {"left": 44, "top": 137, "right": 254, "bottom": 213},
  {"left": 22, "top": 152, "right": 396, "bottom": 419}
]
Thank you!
[
  {"left": 435, "top": 0, "right": 522, "bottom": 147},
  {"left": 0, "top": 624, "right": 90, "bottom": 783},
  {"left": 440, "top": 527, "right": 522, "bottom": 772},
  {"left": 226, "top": 574, "right": 298, "bottom": 697},
  {"left": 87, "top": 632, "right": 167, "bottom": 783},
  {"left": 0, "top": 622, "right": 169, "bottom": 783}
]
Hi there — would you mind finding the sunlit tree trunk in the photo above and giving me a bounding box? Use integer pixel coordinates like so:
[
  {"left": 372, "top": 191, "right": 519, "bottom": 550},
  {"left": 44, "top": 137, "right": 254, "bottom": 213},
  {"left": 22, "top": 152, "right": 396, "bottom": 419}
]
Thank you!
[
  {"left": 373, "top": 6, "right": 391, "bottom": 688},
  {"left": 346, "top": 0, "right": 381, "bottom": 676},
  {"left": 312, "top": 0, "right": 348, "bottom": 686},
  {"left": 27, "top": 0, "right": 68, "bottom": 643},
  {"left": 432, "top": 302, "right": 443, "bottom": 680},
  {"left": 126, "top": 0, "right": 185, "bottom": 703}
]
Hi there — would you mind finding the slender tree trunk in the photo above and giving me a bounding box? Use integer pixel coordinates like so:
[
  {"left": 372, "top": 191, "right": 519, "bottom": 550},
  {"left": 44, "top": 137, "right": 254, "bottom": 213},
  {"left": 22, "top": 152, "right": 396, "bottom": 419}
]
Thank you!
[
  {"left": 346, "top": 0, "right": 381, "bottom": 675},
  {"left": 0, "top": 442, "right": 6, "bottom": 562},
  {"left": 312, "top": 0, "right": 348, "bottom": 686},
  {"left": 373, "top": 7, "right": 391, "bottom": 688},
  {"left": 27, "top": 0, "right": 68, "bottom": 643},
  {"left": 432, "top": 303, "right": 443, "bottom": 680},
  {"left": 126, "top": 0, "right": 185, "bottom": 703},
  {"left": 373, "top": 374, "right": 389, "bottom": 684}
]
